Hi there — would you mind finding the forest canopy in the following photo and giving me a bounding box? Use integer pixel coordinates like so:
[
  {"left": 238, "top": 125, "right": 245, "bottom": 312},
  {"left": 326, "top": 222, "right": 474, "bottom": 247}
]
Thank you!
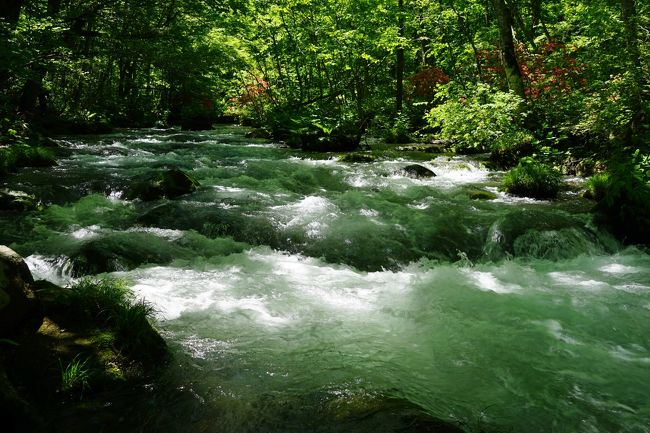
[{"left": 0, "top": 0, "right": 647, "bottom": 158}]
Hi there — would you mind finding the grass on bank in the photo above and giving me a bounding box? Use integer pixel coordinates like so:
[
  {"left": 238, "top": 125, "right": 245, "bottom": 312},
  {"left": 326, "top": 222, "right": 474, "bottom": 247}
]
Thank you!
[
  {"left": 61, "top": 278, "right": 160, "bottom": 353},
  {"left": 60, "top": 355, "right": 92, "bottom": 397}
]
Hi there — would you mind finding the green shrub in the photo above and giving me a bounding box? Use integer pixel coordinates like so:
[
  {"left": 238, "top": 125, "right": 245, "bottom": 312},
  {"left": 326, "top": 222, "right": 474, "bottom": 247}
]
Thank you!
[
  {"left": 593, "top": 150, "right": 650, "bottom": 244},
  {"left": 503, "top": 157, "right": 562, "bottom": 199},
  {"left": 0, "top": 144, "right": 56, "bottom": 175},
  {"left": 426, "top": 83, "right": 530, "bottom": 153},
  {"left": 584, "top": 173, "right": 610, "bottom": 201},
  {"left": 267, "top": 105, "right": 362, "bottom": 151},
  {"left": 383, "top": 113, "right": 412, "bottom": 144}
]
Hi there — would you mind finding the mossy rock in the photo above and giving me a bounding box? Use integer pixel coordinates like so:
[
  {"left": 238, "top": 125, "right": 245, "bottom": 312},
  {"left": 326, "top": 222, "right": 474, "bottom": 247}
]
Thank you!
[
  {"left": 402, "top": 164, "right": 436, "bottom": 178},
  {"left": 465, "top": 188, "right": 497, "bottom": 200},
  {"left": 0, "top": 246, "right": 41, "bottom": 337},
  {"left": 338, "top": 153, "right": 376, "bottom": 163},
  {"left": 0, "top": 189, "right": 40, "bottom": 211},
  {"left": 0, "top": 366, "right": 47, "bottom": 433},
  {"left": 489, "top": 136, "right": 535, "bottom": 169},
  {"left": 126, "top": 169, "right": 200, "bottom": 201},
  {"left": 69, "top": 232, "right": 187, "bottom": 276}
]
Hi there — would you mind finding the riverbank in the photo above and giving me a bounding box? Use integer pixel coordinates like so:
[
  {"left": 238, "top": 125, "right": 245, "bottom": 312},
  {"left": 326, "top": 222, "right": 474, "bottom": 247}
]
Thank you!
[{"left": 0, "top": 246, "right": 168, "bottom": 433}]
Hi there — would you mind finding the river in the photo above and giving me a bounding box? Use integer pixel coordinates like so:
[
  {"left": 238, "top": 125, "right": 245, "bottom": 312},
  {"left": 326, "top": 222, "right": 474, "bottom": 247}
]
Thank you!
[{"left": 1, "top": 126, "right": 649, "bottom": 432}]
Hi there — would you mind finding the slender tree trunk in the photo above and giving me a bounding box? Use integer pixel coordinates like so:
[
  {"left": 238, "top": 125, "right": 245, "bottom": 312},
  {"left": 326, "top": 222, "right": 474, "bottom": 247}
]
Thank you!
[
  {"left": 449, "top": 2, "right": 483, "bottom": 81},
  {"left": 395, "top": 0, "right": 405, "bottom": 113},
  {"left": 491, "top": 0, "right": 526, "bottom": 98}
]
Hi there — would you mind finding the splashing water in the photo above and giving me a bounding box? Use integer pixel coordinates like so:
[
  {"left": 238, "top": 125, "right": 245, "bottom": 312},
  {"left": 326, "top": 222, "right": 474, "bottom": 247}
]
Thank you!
[{"left": 3, "top": 126, "right": 649, "bottom": 433}]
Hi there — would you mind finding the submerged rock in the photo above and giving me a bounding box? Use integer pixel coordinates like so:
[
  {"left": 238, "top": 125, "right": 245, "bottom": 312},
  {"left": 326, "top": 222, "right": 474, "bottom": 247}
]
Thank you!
[
  {"left": 402, "top": 164, "right": 437, "bottom": 178},
  {"left": 463, "top": 188, "right": 497, "bottom": 200},
  {"left": 126, "top": 169, "right": 200, "bottom": 201},
  {"left": 0, "top": 246, "right": 40, "bottom": 337},
  {"left": 262, "top": 388, "right": 466, "bottom": 433},
  {"left": 69, "top": 232, "right": 187, "bottom": 276}
]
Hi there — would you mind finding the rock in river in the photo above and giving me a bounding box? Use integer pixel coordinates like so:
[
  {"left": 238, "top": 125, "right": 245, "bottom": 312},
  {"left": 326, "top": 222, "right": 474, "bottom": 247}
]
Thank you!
[
  {"left": 126, "top": 169, "right": 200, "bottom": 201},
  {"left": 402, "top": 164, "right": 437, "bottom": 178},
  {"left": 0, "top": 246, "right": 41, "bottom": 337}
]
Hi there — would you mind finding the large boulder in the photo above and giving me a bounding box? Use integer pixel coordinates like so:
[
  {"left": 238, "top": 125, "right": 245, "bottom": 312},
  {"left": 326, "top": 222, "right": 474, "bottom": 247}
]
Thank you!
[
  {"left": 0, "top": 246, "right": 39, "bottom": 337},
  {"left": 0, "top": 366, "right": 46, "bottom": 433},
  {"left": 126, "top": 169, "right": 200, "bottom": 201}
]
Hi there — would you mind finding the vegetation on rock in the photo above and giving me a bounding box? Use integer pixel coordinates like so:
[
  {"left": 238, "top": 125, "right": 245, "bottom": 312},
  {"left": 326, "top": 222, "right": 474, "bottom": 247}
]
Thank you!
[{"left": 503, "top": 157, "right": 561, "bottom": 199}]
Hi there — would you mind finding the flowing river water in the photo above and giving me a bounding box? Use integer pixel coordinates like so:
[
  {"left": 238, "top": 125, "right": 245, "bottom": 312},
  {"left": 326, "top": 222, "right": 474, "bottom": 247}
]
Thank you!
[{"left": 2, "top": 126, "right": 649, "bottom": 432}]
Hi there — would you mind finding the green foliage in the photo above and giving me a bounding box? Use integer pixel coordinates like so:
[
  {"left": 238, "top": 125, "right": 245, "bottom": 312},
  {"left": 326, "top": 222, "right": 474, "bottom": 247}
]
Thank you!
[
  {"left": 584, "top": 173, "right": 610, "bottom": 201},
  {"left": 594, "top": 150, "right": 650, "bottom": 244},
  {"left": 573, "top": 73, "right": 641, "bottom": 139},
  {"left": 503, "top": 157, "right": 562, "bottom": 199},
  {"left": 0, "top": 143, "right": 56, "bottom": 175},
  {"left": 60, "top": 355, "right": 92, "bottom": 396},
  {"left": 267, "top": 105, "right": 362, "bottom": 151},
  {"left": 383, "top": 113, "right": 413, "bottom": 144},
  {"left": 427, "top": 83, "right": 530, "bottom": 153}
]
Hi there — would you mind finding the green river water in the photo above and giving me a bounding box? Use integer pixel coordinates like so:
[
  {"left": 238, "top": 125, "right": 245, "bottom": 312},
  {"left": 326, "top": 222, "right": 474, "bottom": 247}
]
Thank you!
[{"left": 1, "top": 126, "right": 649, "bottom": 432}]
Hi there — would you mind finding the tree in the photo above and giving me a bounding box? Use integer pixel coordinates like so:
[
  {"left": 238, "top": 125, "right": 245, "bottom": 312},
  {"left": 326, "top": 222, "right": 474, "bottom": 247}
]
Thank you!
[{"left": 491, "top": 0, "right": 526, "bottom": 98}]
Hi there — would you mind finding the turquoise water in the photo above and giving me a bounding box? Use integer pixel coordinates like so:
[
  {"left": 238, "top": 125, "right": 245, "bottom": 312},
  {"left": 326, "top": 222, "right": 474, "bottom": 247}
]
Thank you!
[{"left": 2, "top": 126, "right": 649, "bottom": 432}]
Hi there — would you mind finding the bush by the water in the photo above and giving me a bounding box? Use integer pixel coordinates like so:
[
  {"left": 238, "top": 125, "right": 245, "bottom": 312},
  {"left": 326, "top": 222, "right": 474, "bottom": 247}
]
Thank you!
[
  {"left": 266, "top": 106, "right": 363, "bottom": 152},
  {"left": 426, "top": 83, "right": 531, "bottom": 154},
  {"left": 593, "top": 150, "right": 650, "bottom": 245},
  {"left": 503, "top": 157, "right": 561, "bottom": 199},
  {"left": 584, "top": 173, "right": 610, "bottom": 201},
  {"left": 0, "top": 144, "right": 56, "bottom": 175}
]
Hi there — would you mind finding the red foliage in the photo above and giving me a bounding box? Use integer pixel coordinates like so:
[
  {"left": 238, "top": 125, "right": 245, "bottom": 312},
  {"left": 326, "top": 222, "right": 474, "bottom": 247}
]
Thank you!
[
  {"left": 231, "top": 77, "right": 270, "bottom": 105},
  {"left": 477, "top": 40, "right": 586, "bottom": 100},
  {"left": 407, "top": 67, "right": 450, "bottom": 98}
]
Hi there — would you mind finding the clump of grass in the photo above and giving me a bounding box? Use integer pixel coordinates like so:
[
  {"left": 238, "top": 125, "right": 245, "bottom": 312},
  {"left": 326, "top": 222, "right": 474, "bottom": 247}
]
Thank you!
[
  {"left": 584, "top": 173, "right": 610, "bottom": 201},
  {"left": 60, "top": 355, "right": 92, "bottom": 397},
  {"left": 503, "top": 157, "right": 561, "bottom": 199},
  {"left": 64, "top": 277, "right": 132, "bottom": 318},
  {"left": 62, "top": 278, "right": 166, "bottom": 360}
]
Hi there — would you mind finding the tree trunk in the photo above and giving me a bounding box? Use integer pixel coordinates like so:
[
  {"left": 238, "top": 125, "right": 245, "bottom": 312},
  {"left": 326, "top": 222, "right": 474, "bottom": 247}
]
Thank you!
[
  {"left": 395, "top": 0, "right": 405, "bottom": 113},
  {"left": 491, "top": 0, "right": 526, "bottom": 98}
]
